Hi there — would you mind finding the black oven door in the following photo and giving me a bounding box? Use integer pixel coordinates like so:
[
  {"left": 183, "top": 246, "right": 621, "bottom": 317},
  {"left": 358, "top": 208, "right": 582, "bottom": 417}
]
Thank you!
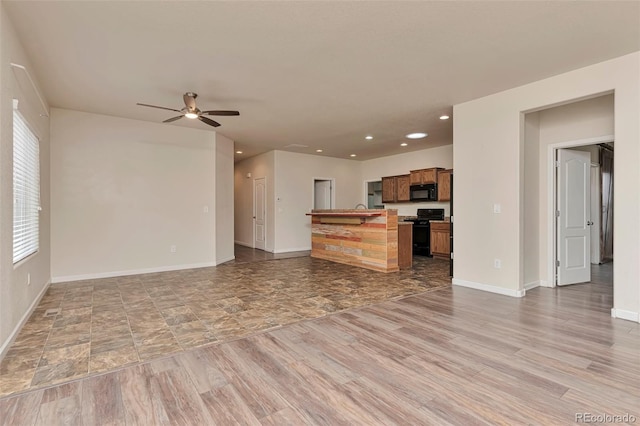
[{"left": 412, "top": 223, "right": 432, "bottom": 256}]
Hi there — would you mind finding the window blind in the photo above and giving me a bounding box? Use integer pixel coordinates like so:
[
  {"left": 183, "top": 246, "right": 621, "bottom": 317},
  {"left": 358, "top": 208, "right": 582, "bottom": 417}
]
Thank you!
[{"left": 13, "top": 106, "right": 40, "bottom": 264}]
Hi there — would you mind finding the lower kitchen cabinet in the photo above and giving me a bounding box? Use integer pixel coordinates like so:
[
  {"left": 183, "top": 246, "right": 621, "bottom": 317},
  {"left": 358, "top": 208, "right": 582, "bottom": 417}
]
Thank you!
[
  {"left": 430, "top": 221, "right": 450, "bottom": 260},
  {"left": 398, "top": 222, "right": 413, "bottom": 269}
]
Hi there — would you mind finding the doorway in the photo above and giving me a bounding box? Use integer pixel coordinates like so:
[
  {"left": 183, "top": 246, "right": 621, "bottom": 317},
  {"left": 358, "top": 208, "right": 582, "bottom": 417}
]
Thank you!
[
  {"left": 313, "top": 178, "right": 335, "bottom": 209},
  {"left": 366, "top": 180, "right": 383, "bottom": 209},
  {"left": 548, "top": 137, "right": 614, "bottom": 287}
]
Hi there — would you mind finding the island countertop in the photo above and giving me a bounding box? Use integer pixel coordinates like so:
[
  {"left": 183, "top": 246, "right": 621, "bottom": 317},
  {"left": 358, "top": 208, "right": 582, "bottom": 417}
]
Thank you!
[
  {"left": 306, "top": 209, "right": 384, "bottom": 217},
  {"left": 308, "top": 209, "right": 399, "bottom": 273}
]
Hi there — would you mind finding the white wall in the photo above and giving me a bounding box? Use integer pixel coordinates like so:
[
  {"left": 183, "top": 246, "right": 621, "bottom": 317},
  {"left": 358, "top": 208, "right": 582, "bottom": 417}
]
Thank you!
[
  {"left": 274, "top": 151, "right": 361, "bottom": 252},
  {"left": 454, "top": 52, "right": 639, "bottom": 320},
  {"left": 361, "top": 145, "right": 453, "bottom": 216},
  {"left": 50, "top": 109, "right": 222, "bottom": 281},
  {"left": 0, "top": 4, "right": 51, "bottom": 355},
  {"left": 215, "top": 133, "right": 235, "bottom": 264},
  {"left": 523, "top": 112, "right": 540, "bottom": 288},
  {"left": 234, "top": 151, "right": 275, "bottom": 251},
  {"left": 538, "top": 94, "right": 614, "bottom": 144}
]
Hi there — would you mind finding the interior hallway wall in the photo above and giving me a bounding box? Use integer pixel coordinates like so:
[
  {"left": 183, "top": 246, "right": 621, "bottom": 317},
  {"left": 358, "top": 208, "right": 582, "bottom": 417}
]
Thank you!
[{"left": 215, "top": 133, "right": 235, "bottom": 264}]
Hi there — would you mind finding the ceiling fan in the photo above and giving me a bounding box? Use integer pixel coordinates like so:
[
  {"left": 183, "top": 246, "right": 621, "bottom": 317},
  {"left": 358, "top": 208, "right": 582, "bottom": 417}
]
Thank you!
[{"left": 137, "top": 92, "right": 239, "bottom": 128}]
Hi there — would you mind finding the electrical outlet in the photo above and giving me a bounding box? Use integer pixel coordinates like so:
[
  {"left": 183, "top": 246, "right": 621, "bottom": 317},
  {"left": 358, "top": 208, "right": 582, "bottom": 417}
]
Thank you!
[
  {"left": 203, "top": 206, "right": 209, "bottom": 213},
  {"left": 170, "top": 245, "right": 177, "bottom": 253},
  {"left": 494, "top": 259, "right": 501, "bottom": 269}
]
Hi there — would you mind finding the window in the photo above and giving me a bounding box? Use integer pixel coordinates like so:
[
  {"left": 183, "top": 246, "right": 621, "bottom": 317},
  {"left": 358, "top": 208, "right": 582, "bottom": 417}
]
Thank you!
[{"left": 13, "top": 101, "right": 40, "bottom": 264}]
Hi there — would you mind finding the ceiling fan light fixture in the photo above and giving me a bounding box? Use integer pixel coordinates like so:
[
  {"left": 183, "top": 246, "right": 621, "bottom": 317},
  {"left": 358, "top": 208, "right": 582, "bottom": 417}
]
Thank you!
[{"left": 185, "top": 111, "right": 199, "bottom": 119}]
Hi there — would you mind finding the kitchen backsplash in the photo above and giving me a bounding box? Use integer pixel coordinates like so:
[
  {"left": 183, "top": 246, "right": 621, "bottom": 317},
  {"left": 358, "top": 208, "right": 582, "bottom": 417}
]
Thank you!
[{"left": 384, "top": 202, "right": 450, "bottom": 217}]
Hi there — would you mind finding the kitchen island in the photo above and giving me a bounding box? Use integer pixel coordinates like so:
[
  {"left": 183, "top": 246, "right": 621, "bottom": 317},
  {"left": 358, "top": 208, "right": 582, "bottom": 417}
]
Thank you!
[{"left": 307, "top": 209, "right": 401, "bottom": 273}]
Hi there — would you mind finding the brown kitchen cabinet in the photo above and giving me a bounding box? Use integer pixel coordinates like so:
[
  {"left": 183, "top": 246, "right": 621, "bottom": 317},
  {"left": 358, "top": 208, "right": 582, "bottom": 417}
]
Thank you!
[
  {"left": 430, "top": 221, "right": 450, "bottom": 260},
  {"left": 381, "top": 174, "right": 411, "bottom": 203},
  {"left": 410, "top": 167, "right": 443, "bottom": 185},
  {"left": 437, "top": 169, "right": 453, "bottom": 201},
  {"left": 398, "top": 222, "right": 413, "bottom": 269}
]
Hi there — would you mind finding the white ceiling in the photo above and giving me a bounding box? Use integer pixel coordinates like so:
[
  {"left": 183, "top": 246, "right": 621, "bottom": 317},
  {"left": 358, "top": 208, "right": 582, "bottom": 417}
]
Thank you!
[{"left": 4, "top": 1, "right": 639, "bottom": 161}]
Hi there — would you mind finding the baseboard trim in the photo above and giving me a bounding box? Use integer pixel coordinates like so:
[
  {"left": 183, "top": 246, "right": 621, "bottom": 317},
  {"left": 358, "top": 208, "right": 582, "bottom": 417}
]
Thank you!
[
  {"left": 452, "top": 278, "right": 526, "bottom": 298},
  {"left": 234, "top": 241, "right": 253, "bottom": 248},
  {"left": 538, "top": 280, "right": 551, "bottom": 288},
  {"left": 215, "top": 256, "right": 235, "bottom": 265},
  {"left": 51, "top": 262, "right": 217, "bottom": 283},
  {"left": 273, "top": 247, "right": 311, "bottom": 254},
  {"left": 611, "top": 308, "right": 640, "bottom": 323},
  {"left": 524, "top": 281, "right": 541, "bottom": 291},
  {"left": 0, "top": 280, "right": 51, "bottom": 360}
]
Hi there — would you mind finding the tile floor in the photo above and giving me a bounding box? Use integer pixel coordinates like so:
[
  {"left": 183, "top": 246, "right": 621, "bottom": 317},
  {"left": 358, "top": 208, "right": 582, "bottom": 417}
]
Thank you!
[{"left": 0, "top": 253, "right": 451, "bottom": 397}]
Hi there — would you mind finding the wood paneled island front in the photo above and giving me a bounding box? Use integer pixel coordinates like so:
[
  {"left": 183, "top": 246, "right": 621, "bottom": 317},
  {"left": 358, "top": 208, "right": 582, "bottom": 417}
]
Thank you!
[{"left": 307, "top": 209, "right": 399, "bottom": 273}]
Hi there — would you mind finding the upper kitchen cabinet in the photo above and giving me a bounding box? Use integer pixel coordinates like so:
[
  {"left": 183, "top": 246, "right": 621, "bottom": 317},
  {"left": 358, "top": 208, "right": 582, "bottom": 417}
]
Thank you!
[
  {"left": 397, "top": 175, "right": 410, "bottom": 201},
  {"left": 382, "top": 175, "right": 411, "bottom": 203},
  {"left": 410, "top": 167, "right": 443, "bottom": 185},
  {"left": 437, "top": 169, "right": 453, "bottom": 201},
  {"left": 382, "top": 176, "right": 395, "bottom": 203}
]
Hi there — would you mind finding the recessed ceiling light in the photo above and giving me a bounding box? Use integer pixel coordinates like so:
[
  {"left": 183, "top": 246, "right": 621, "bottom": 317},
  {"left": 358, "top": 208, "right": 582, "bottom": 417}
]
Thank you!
[
  {"left": 365, "top": 135, "right": 373, "bottom": 140},
  {"left": 236, "top": 151, "right": 243, "bottom": 154},
  {"left": 350, "top": 154, "right": 357, "bottom": 157},
  {"left": 406, "top": 132, "right": 427, "bottom": 139},
  {"left": 400, "top": 143, "right": 408, "bottom": 147},
  {"left": 440, "top": 115, "right": 450, "bottom": 120},
  {"left": 316, "top": 149, "right": 323, "bottom": 153}
]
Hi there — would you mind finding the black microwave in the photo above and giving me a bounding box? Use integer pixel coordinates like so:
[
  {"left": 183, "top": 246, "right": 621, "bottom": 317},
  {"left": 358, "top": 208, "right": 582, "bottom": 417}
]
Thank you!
[{"left": 410, "top": 184, "right": 438, "bottom": 201}]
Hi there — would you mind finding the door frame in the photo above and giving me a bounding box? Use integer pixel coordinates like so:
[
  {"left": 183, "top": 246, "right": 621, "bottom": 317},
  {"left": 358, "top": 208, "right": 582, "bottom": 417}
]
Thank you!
[
  {"left": 253, "top": 176, "right": 266, "bottom": 250},
  {"left": 312, "top": 177, "right": 335, "bottom": 210},
  {"left": 363, "top": 179, "right": 382, "bottom": 208},
  {"left": 546, "top": 135, "right": 614, "bottom": 288}
]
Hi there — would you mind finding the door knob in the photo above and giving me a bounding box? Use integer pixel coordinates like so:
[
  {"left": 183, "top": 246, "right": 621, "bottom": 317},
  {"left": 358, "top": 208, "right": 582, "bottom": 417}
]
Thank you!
[{"left": 587, "top": 221, "right": 593, "bottom": 226}]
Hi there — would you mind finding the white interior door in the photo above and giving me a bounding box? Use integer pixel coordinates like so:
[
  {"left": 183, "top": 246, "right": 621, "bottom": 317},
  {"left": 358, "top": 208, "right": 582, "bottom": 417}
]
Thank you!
[
  {"left": 253, "top": 177, "right": 266, "bottom": 250},
  {"left": 557, "top": 149, "right": 591, "bottom": 286},
  {"left": 314, "top": 180, "right": 332, "bottom": 209}
]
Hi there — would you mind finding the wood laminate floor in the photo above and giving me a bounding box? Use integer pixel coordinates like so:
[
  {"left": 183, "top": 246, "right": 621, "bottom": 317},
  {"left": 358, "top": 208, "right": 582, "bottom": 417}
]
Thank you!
[
  {"left": 0, "top": 250, "right": 449, "bottom": 398},
  {"left": 2, "top": 261, "right": 638, "bottom": 425}
]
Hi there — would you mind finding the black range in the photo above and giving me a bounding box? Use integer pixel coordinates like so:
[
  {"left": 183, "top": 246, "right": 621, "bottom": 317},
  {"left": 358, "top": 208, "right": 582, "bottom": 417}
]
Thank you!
[{"left": 404, "top": 208, "right": 445, "bottom": 256}]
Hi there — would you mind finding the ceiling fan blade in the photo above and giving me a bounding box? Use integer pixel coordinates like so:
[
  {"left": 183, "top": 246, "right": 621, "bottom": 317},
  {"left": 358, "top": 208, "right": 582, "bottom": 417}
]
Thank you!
[
  {"left": 163, "top": 115, "right": 184, "bottom": 123},
  {"left": 137, "top": 103, "right": 181, "bottom": 112},
  {"left": 198, "top": 116, "right": 221, "bottom": 127},
  {"left": 183, "top": 93, "right": 197, "bottom": 110},
  {"left": 201, "top": 110, "right": 240, "bottom": 116}
]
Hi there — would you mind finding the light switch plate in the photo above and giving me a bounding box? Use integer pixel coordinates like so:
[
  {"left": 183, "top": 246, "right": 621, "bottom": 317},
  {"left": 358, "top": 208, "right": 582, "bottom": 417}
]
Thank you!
[{"left": 493, "top": 204, "right": 501, "bottom": 214}]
